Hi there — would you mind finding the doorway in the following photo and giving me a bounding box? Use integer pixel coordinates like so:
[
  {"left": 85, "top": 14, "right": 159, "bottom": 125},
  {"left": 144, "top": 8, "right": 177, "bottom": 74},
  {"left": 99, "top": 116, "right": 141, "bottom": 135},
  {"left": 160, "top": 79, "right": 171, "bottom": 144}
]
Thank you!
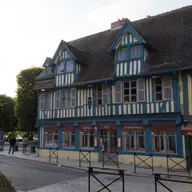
[{"left": 99, "top": 130, "right": 117, "bottom": 161}]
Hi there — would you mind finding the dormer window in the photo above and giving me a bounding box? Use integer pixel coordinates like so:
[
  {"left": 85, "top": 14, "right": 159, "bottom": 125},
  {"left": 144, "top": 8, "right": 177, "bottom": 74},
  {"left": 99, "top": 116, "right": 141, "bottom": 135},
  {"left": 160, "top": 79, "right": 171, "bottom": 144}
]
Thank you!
[
  {"left": 65, "top": 60, "right": 74, "bottom": 73},
  {"left": 57, "top": 62, "right": 65, "bottom": 73},
  {"left": 117, "top": 45, "right": 143, "bottom": 61},
  {"left": 130, "top": 45, "right": 142, "bottom": 59},
  {"left": 45, "top": 66, "right": 52, "bottom": 74}
]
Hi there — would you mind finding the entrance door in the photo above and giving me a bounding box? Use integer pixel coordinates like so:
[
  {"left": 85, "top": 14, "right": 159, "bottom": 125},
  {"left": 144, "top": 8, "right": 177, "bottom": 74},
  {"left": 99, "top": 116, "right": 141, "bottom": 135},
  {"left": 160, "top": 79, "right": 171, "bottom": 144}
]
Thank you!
[{"left": 99, "top": 130, "right": 117, "bottom": 161}]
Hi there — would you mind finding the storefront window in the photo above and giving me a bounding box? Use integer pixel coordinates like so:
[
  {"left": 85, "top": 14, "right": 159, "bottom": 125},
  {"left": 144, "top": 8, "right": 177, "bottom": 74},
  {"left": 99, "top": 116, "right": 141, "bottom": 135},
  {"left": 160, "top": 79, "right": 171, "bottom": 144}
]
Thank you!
[
  {"left": 123, "top": 129, "right": 145, "bottom": 151},
  {"left": 44, "top": 131, "right": 58, "bottom": 147},
  {"left": 62, "top": 131, "right": 75, "bottom": 148},
  {"left": 80, "top": 130, "right": 94, "bottom": 149},
  {"left": 151, "top": 130, "right": 177, "bottom": 153}
]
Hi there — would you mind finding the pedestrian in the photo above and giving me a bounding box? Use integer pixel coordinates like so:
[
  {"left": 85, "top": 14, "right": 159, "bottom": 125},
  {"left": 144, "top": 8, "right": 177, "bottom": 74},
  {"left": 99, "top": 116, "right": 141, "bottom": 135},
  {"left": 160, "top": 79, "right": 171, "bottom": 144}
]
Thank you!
[
  {"left": 8, "top": 136, "right": 16, "bottom": 155},
  {"left": 23, "top": 136, "right": 28, "bottom": 154}
]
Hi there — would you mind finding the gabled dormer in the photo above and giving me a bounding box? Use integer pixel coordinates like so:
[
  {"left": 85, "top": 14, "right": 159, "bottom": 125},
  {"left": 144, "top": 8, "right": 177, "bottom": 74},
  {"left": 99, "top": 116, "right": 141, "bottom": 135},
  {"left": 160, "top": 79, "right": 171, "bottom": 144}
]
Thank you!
[
  {"left": 53, "top": 40, "right": 82, "bottom": 87},
  {"left": 109, "top": 19, "right": 149, "bottom": 77}
]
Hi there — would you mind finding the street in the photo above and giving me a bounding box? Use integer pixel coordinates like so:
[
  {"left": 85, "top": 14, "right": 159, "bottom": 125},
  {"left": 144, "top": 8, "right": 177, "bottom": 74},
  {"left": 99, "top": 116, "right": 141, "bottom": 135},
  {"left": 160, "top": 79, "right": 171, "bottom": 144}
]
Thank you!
[
  {"left": 0, "top": 156, "right": 86, "bottom": 191},
  {"left": 0, "top": 155, "right": 192, "bottom": 192}
]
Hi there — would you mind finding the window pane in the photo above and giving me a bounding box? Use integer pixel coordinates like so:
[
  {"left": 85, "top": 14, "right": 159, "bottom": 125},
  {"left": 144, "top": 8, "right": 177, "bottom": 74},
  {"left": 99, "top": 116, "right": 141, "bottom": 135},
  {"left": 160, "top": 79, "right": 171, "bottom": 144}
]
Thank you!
[
  {"left": 131, "top": 88, "right": 136, "bottom": 94},
  {"left": 155, "top": 78, "right": 161, "bottom": 85},
  {"left": 124, "top": 82, "right": 129, "bottom": 88},
  {"left": 116, "top": 93, "right": 121, "bottom": 103},
  {"left": 124, "top": 89, "right": 129, "bottom": 95},
  {"left": 156, "top": 93, "right": 162, "bottom": 101},
  {"left": 156, "top": 86, "right": 162, "bottom": 93},
  {"left": 131, "top": 81, "right": 136, "bottom": 87},
  {"left": 138, "top": 90, "right": 145, "bottom": 101},
  {"left": 131, "top": 95, "right": 137, "bottom": 102},
  {"left": 124, "top": 95, "right": 129, "bottom": 102}
]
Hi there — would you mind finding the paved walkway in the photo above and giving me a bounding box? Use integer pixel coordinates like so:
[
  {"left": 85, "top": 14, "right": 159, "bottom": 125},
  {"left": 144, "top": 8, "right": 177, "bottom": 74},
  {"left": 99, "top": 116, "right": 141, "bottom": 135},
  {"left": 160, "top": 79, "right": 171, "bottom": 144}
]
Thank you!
[{"left": 0, "top": 149, "right": 191, "bottom": 177}]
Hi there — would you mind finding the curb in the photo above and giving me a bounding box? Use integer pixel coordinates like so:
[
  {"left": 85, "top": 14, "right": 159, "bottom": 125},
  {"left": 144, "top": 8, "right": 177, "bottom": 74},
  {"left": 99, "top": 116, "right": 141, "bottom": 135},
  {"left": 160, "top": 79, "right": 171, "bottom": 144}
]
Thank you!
[{"left": 0, "top": 154, "right": 153, "bottom": 178}]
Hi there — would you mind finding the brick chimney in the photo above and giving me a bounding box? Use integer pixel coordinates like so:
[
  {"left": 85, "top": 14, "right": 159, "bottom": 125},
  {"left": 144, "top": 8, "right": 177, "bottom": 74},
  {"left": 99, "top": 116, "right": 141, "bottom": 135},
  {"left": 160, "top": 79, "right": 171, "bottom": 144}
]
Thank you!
[{"left": 111, "top": 18, "right": 128, "bottom": 30}]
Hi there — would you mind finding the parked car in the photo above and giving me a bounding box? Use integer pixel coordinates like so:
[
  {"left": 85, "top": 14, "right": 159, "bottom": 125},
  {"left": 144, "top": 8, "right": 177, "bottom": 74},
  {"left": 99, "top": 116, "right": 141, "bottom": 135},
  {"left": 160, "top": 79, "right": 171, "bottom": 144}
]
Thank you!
[{"left": 16, "top": 135, "right": 23, "bottom": 142}]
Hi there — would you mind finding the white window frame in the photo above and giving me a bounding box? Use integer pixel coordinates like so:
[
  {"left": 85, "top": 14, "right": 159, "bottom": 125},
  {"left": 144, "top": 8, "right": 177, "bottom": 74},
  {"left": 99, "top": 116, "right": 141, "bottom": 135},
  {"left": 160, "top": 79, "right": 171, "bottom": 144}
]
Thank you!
[
  {"left": 96, "top": 85, "right": 110, "bottom": 105},
  {"left": 155, "top": 76, "right": 173, "bottom": 101},
  {"left": 123, "top": 81, "right": 137, "bottom": 103},
  {"left": 123, "top": 129, "right": 145, "bottom": 152},
  {"left": 40, "top": 92, "right": 45, "bottom": 110},
  {"left": 55, "top": 90, "right": 61, "bottom": 109},
  {"left": 115, "top": 81, "right": 122, "bottom": 103},
  {"left": 62, "top": 131, "right": 75, "bottom": 148},
  {"left": 151, "top": 130, "right": 177, "bottom": 153}
]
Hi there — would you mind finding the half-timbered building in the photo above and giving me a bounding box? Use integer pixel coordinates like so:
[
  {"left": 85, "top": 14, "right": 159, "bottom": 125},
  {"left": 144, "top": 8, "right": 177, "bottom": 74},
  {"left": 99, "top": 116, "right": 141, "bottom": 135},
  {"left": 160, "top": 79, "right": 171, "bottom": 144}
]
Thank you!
[{"left": 35, "top": 6, "right": 192, "bottom": 168}]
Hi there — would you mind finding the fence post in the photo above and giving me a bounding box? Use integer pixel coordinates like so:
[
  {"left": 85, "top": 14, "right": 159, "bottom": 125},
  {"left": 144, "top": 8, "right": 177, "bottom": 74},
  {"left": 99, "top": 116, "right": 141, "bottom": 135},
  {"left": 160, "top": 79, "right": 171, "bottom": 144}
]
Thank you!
[
  {"left": 49, "top": 147, "right": 51, "bottom": 162},
  {"left": 134, "top": 152, "right": 136, "bottom": 173},
  {"left": 154, "top": 174, "right": 157, "bottom": 192},
  {"left": 151, "top": 153, "right": 154, "bottom": 171},
  {"left": 79, "top": 150, "right": 81, "bottom": 167},
  {"left": 56, "top": 147, "right": 58, "bottom": 163},
  {"left": 88, "top": 167, "right": 91, "bottom": 192},
  {"left": 89, "top": 150, "right": 91, "bottom": 166},
  {"left": 167, "top": 154, "right": 169, "bottom": 174}
]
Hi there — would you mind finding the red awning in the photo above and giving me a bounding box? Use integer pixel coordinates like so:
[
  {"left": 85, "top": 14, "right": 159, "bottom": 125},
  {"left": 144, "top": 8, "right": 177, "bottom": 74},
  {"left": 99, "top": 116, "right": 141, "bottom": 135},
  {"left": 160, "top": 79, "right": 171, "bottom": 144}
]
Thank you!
[{"left": 181, "top": 123, "right": 192, "bottom": 136}]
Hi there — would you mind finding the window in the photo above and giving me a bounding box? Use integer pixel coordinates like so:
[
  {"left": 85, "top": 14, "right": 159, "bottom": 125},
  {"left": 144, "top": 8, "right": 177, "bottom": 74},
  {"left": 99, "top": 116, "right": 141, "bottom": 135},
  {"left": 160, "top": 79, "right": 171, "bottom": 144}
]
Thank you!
[
  {"left": 62, "top": 50, "right": 69, "bottom": 58},
  {"left": 65, "top": 60, "right": 74, "bottom": 73},
  {"left": 45, "top": 66, "right": 52, "bottom": 74},
  {"left": 45, "top": 92, "right": 52, "bottom": 110},
  {"left": 155, "top": 76, "right": 172, "bottom": 101},
  {"left": 124, "top": 81, "right": 137, "bottom": 102},
  {"left": 118, "top": 48, "right": 129, "bottom": 61},
  {"left": 57, "top": 62, "right": 64, "bottom": 73},
  {"left": 123, "top": 129, "right": 145, "bottom": 151},
  {"left": 44, "top": 131, "right": 58, "bottom": 147},
  {"left": 55, "top": 90, "right": 61, "bottom": 109},
  {"left": 130, "top": 45, "right": 142, "bottom": 59},
  {"left": 62, "top": 131, "right": 75, "bottom": 148},
  {"left": 71, "top": 88, "right": 76, "bottom": 107},
  {"left": 96, "top": 85, "right": 110, "bottom": 105},
  {"left": 151, "top": 130, "right": 177, "bottom": 153},
  {"left": 80, "top": 130, "right": 94, "bottom": 149},
  {"left": 40, "top": 92, "right": 45, "bottom": 110}
]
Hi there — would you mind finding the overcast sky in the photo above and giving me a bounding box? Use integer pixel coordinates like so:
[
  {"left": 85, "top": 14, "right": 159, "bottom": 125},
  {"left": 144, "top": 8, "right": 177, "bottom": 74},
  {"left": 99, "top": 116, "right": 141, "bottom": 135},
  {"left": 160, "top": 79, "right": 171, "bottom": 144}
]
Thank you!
[{"left": 0, "top": 0, "right": 191, "bottom": 97}]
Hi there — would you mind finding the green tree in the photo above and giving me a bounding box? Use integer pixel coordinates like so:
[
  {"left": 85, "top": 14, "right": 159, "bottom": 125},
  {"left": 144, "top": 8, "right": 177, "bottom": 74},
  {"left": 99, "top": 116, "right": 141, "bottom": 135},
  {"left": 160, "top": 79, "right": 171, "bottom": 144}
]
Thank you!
[
  {"left": 15, "top": 67, "right": 43, "bottom": 133},
  {"left": 0, "top": 94, "right": 16, "bottom": 132}
]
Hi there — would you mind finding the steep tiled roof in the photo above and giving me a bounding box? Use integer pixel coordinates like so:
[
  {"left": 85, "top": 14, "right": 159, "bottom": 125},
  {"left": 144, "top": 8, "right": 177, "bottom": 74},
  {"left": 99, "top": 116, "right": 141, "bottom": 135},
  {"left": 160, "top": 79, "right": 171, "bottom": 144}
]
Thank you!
[{"left": 65, "top": 6, "right": 192, "bottom": 83}]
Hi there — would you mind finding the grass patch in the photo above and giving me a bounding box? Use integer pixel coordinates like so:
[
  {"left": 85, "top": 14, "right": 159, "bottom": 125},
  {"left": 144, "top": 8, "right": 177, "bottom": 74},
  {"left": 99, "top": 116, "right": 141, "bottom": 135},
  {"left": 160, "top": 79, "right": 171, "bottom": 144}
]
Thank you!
[{"left": 0, "top": 172, "right": 16, "bottom": 192}]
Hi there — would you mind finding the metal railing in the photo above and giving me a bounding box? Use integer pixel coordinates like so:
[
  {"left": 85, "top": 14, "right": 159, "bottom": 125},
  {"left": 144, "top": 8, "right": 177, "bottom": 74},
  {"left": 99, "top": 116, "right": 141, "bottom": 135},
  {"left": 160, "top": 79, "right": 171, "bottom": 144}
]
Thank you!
[
  {"left": 133, "top": 153, "right": 153, "bottom": 173},
  {"left": 167, "top": 154, "right": 191, "bottom": 175},
  {"left": 103, "top": 151, "right": 119, "bottom": 168},
  {"left": 79, "top": 149, "right": 91, "bottom": 167},
  {"left": 49, "top": 146, "right": 58, "bottom": 163},
  {"left": 153, "top": 172, "right": 192, "bottom": 192},
  {"left": 88, "top": 166, "right": 125, "bottom": 192}
]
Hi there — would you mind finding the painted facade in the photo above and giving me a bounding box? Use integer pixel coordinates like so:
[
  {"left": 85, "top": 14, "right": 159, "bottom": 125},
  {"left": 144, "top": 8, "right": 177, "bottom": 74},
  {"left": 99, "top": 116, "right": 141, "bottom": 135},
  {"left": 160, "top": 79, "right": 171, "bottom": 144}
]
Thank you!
[{"left": 35, "top": 6, "right": 192, "bottom": 169}]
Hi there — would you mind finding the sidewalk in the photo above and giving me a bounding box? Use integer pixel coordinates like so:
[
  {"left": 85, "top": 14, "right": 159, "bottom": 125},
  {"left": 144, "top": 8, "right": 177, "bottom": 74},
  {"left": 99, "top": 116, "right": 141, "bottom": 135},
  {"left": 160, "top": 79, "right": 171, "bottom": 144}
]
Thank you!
[{"left": 0, "top": 150, "right": 191, "bottom": 177}]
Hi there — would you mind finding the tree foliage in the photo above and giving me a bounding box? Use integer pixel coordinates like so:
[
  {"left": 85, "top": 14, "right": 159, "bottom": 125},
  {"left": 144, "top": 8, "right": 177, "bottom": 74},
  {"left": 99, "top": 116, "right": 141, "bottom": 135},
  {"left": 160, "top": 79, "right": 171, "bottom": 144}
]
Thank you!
[
  {"left": 15, "top": 67, "right": 43, "bottom": 132},
  {"left": 0, "top": 94, "right": 17, "bottom": 132}
]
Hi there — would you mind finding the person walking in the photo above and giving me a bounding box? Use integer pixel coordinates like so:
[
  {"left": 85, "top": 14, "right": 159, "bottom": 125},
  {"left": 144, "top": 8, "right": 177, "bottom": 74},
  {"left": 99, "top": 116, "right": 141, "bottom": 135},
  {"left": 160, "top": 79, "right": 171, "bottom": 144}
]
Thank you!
[
  {"left": 8, "top": 136, "right": 16, "bottom": 155},
  {"left": 23, "top": 136, "right": 28, "bottom": 154}
]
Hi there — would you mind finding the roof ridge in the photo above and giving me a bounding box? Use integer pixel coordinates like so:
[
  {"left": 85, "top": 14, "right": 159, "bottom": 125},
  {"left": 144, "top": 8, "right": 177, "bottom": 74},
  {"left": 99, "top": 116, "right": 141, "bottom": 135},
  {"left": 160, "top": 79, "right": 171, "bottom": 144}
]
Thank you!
[
  {"left": 133, "top": 5, "right": 192, "bottom": 24},
  {"left": 68, "top": 29, "right": 112, "bottom": 44}
]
